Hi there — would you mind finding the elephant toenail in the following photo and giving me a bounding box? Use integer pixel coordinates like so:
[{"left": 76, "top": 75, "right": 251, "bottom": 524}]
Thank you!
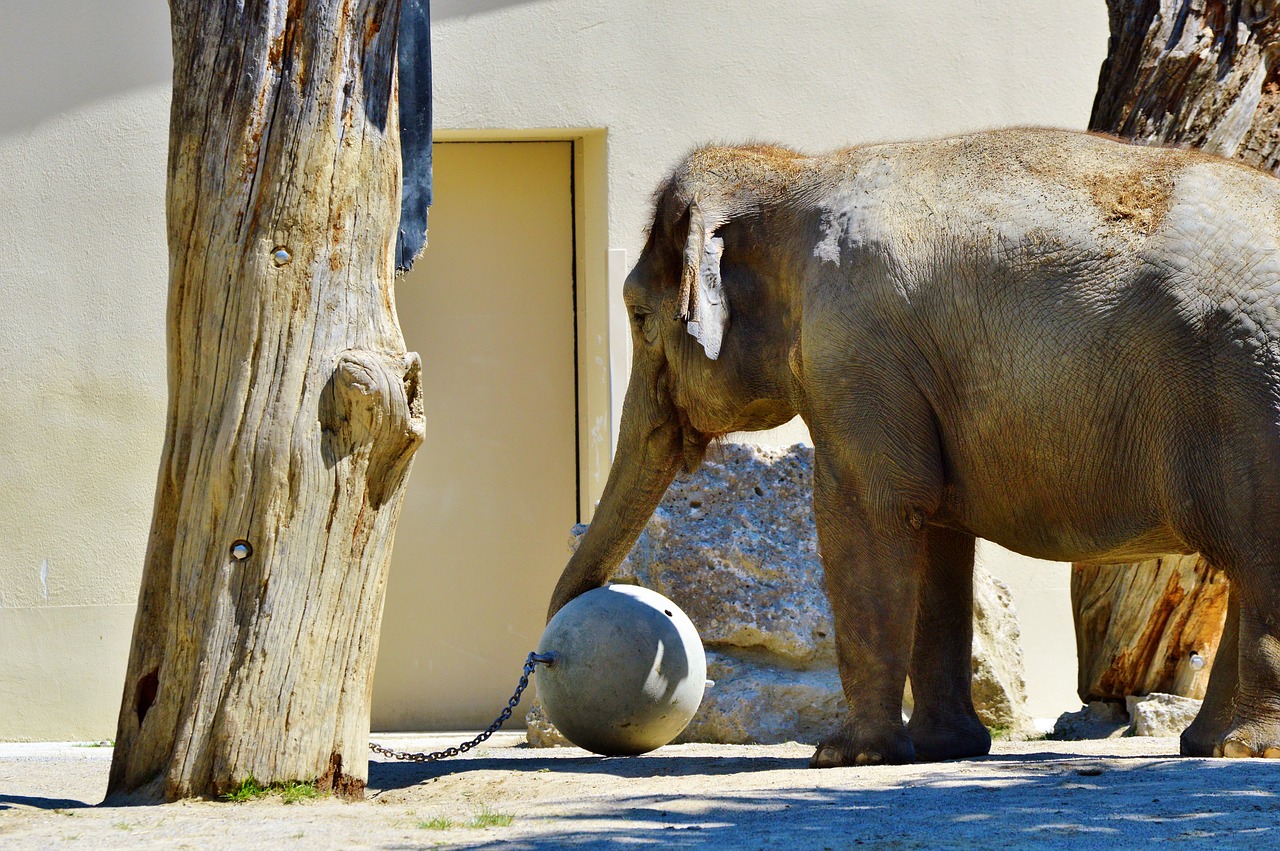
[
  {"left": 811, "top": 747, "right": 842, "bottom": 768},
  {"left": 1264, "top": 747, "right": 1280, "bottom": 759},
  {"left": 855, "top": 751, "right": 882, "bottom": 765},
  {"left": 1223, "top": 740, "right": 1253, "bottom": 759}
]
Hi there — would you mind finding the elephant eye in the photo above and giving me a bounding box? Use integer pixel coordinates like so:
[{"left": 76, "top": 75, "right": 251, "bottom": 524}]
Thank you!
[{"left": 630, "top": 309, "right": 660, "bottom": 344}]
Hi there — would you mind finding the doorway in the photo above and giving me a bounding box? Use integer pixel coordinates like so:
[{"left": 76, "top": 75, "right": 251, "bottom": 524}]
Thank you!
[{"left": 373, "top": 141, "right": 578, "bottom": 729}]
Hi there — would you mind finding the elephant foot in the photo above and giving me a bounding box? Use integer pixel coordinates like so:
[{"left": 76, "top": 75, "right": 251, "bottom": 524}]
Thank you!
[
  {"left": 810, "top": 722, "right": 914, "bottom": 768},
  {"left": 1214, "top": 723, "right": 1280, "bottom": 759},
  {"left": 1179, "top": 716, "right": 1226, "bottom": 757},
  {"left": 1179, "top": 728, "right": 1219, "bottom": 758},
  {"left": 907, "top": 710, "right": 992, "bottom": 762},
  {"left": 1182, "top": 712, "right": 1280, "bottom": 758}
]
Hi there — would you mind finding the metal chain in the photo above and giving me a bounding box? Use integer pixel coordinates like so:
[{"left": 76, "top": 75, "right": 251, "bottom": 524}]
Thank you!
[{"left": 369, "top": 651, "right": 556, "bottom": 763}]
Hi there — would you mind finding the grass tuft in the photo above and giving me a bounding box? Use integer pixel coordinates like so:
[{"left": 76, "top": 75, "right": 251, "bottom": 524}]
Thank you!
[
  {"left": 221, "top": 776, "right": 266, "bottom": 802},
  {"left": 468, "top": 806, "right": 515, "bottom": 829},
  {"left": 221, "top": 775, "right": 322, "bottom": 804},
  {"left": 279, "top": 782, "right": 322, "bottom": 804},
  {"left": 416, "top": 807, "right": 515, "bottom": 830}
]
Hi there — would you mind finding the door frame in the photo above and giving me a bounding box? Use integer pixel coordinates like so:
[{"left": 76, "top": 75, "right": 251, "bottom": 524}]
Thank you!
[{"left": 433, "top": 128, "right": 609, "bottom": 523}]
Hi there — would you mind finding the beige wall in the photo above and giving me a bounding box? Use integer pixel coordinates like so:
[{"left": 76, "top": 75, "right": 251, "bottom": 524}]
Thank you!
[
  {"left": 0, "top": 1, "right": 171, "bottom": 740},
  {"left": 0, "top": 0, "right": 1105, "bottom": 739}
]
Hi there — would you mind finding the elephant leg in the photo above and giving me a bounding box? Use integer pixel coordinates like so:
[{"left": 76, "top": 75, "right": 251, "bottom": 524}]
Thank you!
[
  {"left": 810, "top": 488, "right": 920, "bottom": 766},
  {"left": 1181, "top": 583, "right": 1239, "bottom": 757},
  {"left": 905, "top": 527, "right": 991, "bottom": 761},
  {"left": 1216, "top": 571, "right": 1280, "bottom": 758},
  {"left": 807, "top": 432, "right": 942, "bottom": 767}
]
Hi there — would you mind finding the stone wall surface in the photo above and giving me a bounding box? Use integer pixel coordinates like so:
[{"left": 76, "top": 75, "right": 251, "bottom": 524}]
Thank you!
[{"left": 529, "top": 444, "right": 1036, "bottom": 746}]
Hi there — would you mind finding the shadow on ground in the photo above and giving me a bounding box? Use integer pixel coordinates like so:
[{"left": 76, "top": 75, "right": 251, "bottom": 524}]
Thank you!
[
  {"left": 370, "top": 752, "right": 801, "bottom": 788},
  {"left": 372, "top": 751, "right": 1280, "bottom": 849},
  {"left": 0, "top": 794, "right": 93, "bottom": 811}
]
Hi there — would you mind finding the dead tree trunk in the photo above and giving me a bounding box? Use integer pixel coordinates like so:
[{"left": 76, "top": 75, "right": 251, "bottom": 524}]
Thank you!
[
  {"left": 1073, "top": 0, "right": 1280, "bottom": 702},
  {"left": 107, "top": 0, "right": 422, "bottom": 802},
  {"left": 1092, "top": 0, "right": 1280, "bottom": 162},
  {"left": 1072, "top": 557, "right": 1230, "bottom": 701}
]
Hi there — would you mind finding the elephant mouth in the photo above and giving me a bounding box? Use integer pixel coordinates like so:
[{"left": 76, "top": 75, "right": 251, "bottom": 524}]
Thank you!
[{"left": 676, "top": 410, "right": 714, "bottom": 474}]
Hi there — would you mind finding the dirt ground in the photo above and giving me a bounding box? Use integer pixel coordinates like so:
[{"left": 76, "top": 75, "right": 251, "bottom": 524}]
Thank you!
[{"left": 1, "top": 733, "right": 1278, "bottom": 849}]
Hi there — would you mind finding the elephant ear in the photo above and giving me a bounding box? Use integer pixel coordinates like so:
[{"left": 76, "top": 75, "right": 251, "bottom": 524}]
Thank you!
[{"left": 677, "top": 196, "right": 730, "bottom": 360}]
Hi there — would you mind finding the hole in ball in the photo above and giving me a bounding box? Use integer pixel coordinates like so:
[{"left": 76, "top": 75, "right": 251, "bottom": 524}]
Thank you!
[{"left": 664, "top": 609, "right": 673, "bottom": 617}]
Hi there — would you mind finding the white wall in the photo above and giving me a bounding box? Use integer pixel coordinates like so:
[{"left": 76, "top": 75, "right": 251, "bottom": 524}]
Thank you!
[
  {"left": 435, "top": 0, "right": 1108, "bottom": 280},
  {"left": 0, "top": 0, "right": 1104, "bottom": 738},
  {"left": 0, "top": 1, "right": 172, "bottom": 739}
]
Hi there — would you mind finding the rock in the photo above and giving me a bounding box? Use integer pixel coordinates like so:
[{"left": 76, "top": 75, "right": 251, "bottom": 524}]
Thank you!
[
  {"left": 970, "top": 571, "right": 1034, "bottom": 734},
  {"left": 675, "top": 651, "right": 846, "bottom": 745},
  {"left": 609, "top": 444, "right": 831, "bottom": 667},
  {"left": 1050, "top": 700, "right": 1131, "bottom": 740},
  {"left": 1126, "top": 692, "right": 1202, "bottom": 737},
  {"left": 530, "top": 443, "right": 1035, "bottom": 747},
  {"left": 524, "top": 701, "right": 572, "bottom": 748},
  {"left": 1050, "top": 693, "right": 1205, "bottom": 740}
]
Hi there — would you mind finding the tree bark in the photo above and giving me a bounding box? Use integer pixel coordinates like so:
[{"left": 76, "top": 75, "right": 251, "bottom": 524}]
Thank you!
[
  {"left": 107, "top": 0, "right": 422, "bottom": 802},
  {"left": 1073, "top": 0, "right": 1280, "bottom": 702},
  {"left": 1072, "top": 557, "right": 1229, "bottom": 701},
  {"left": 1092, "top": 0, "right": 1280, "bottom": 162}
]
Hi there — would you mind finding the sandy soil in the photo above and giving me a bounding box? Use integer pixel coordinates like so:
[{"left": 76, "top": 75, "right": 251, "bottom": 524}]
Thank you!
[{"left": 1, "top": 733, "right": 1278, "bottom": 848}]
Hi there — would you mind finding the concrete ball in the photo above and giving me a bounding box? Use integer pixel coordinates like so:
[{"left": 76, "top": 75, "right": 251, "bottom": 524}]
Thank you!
[{"left": 536, "top": 584, "right": 707, "bottom": 755}]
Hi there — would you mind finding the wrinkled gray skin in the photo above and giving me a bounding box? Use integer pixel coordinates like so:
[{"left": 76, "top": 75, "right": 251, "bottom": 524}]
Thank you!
[{"left": 548, "top": 128, "right": 1280, "bottom": 766}]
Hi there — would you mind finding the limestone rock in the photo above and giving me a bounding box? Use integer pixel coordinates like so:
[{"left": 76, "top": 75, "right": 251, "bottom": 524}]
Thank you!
[
  {"left": 970, "top": 571, "right": 1034, "bottom": 734},
  {"left": 1050, "top": 700, "right": 1131, "bottom": 740},
  {"left": 609, "top": 444, "right": 832, "bottom": 667},
  {"left": 675, "top": 651, "right": 846, "bottom": 745},
  {"left": 1126, "top": 692, "right": 1202, "bottom": 738},
  {"left": 524, "top": 701, "right": 572, "bottom": 748},
  {"left": 533, "top": 443, "right": 1034, "bottom": 746}
]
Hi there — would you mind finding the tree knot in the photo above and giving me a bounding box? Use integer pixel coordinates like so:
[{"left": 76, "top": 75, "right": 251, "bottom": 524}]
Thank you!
[{"left": 322, "top": 349, "right": 425, "bottom": 505}]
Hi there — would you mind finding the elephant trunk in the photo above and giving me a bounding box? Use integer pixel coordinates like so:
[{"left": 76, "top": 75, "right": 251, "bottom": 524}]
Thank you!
[{"left": 546, "top": 369, "right": 684, "bottom": 620}]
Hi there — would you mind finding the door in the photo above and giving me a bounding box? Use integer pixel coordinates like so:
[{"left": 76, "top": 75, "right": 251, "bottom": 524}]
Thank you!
[{"left": 373, "top": 141, "right": 578, "bottom": 730}]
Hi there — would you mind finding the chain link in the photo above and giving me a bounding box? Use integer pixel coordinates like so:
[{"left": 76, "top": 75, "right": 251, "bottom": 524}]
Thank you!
[{"left": 369, "top": 651, "right": 555, "bottom": 763}]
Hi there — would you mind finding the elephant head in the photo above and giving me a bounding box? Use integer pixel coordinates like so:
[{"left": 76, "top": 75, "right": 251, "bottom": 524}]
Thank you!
[{"left": 547, "top": 146, "right": 812, "bottom": 618}]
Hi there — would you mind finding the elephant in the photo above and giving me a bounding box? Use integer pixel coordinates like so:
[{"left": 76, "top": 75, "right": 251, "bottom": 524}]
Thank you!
[{"left": 547, "top": 127, "right": 1280, "bottom": 767}]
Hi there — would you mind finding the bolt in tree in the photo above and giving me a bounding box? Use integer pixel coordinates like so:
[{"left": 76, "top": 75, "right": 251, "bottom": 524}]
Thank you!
[
  {"left": 1073, "top": 0, "right": 1280, "bottom": 705},
  {"left": 107, "top": 0, "right": 424, "bottom": 801}
]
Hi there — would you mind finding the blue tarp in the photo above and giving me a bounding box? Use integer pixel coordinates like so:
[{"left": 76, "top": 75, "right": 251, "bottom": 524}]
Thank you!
[{"left": 396, "top": 0, "right": 432, "bottom": 272}]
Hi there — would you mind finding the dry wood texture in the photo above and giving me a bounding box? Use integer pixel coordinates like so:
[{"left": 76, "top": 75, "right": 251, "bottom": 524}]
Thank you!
[
  {"left": 107, "top": 0, "right": 422, "bottom": 802},
  {"left": 1074, "top": 0, "right": 1280, "bottom": 702},
  {"left": 1092, "top": 0, "right": 1280, "bottom": 163},
  {"left": 1072, "top": 557, "right": 1229, "bottom": 701}
]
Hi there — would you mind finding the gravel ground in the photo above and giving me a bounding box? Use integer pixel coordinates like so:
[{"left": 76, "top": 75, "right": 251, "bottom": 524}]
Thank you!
[{"left": 1, "top": 733, "right": 1279, "bottom": 848}]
